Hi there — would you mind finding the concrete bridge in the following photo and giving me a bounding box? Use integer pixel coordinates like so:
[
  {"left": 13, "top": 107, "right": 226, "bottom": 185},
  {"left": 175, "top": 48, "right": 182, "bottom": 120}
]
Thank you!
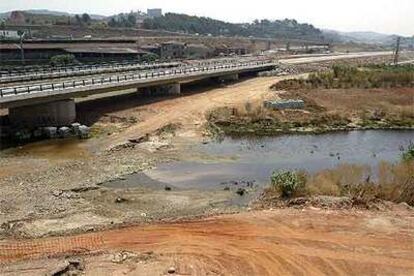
[
  {"left": 0, "top": 59, "right": 276, "bottom": 127},
  {"left": 0, "top": 61, "right": 181, "bottom": 84}
]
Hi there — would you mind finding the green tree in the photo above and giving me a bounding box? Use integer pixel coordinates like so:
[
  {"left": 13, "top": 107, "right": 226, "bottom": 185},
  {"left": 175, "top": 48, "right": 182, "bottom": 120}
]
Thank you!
[{"left": 82, "top": 13, "right": 91, "bottom": 24}]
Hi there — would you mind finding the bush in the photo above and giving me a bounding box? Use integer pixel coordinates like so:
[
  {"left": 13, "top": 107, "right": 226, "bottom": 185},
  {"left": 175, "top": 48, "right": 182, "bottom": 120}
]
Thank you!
[
  {"left": 271, "top": 171, "right": 306, "bottom": 198},
  {"left": 268, "top": 162, "right": 414, "bottom": 205},
  {"left": 50, "top": 54, "right": 76, "bottom": 66},
  {"left": 402, "top": 142, "right": 414, "bottom": 161},
  {"left": 139, "top": 53, "right": 159, "bottom": 63},
  {"left": 272, "top": 64, "right": 414, "bottom": 90}
]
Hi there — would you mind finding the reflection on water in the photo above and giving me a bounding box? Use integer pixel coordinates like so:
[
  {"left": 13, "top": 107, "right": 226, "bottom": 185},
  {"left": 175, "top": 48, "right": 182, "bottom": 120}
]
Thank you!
[{"left": 147, "top": 130, "right": 413, "bottom": 189}]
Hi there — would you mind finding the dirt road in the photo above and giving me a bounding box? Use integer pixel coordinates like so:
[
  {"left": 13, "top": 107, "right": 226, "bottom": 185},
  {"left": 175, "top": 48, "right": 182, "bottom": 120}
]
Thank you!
[
  {"left": 1, "top": 208, "right": 413, "bottom": 275},
  {"left": 101, "top": 75, "right": 288, "bottom": 148}
]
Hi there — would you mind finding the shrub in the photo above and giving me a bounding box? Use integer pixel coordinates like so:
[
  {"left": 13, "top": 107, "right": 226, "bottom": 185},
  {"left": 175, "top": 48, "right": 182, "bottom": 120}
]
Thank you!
[
  {"left": 271, "top": 171, "right": 306, "bottom": 198},
  {"left": 402, "top": 142, "right": 414, "bottom": 161},
  {"left": 139, "top": 53, "right": 159, "bottom": 63},
  {"left": 50, "top": 54, "right": 76, "bottom": 66}
]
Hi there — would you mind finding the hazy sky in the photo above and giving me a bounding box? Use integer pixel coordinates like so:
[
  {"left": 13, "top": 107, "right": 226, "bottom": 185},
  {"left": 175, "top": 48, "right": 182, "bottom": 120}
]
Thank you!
[{"left": 1, "top": 0, "right": 413, "bottom": 36}]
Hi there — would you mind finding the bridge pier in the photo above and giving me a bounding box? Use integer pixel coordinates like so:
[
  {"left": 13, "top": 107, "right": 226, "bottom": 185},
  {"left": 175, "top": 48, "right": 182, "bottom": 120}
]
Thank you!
[
  {"left": 217, "top": 73, "right": 239, "bottom": 82},
  {"left": 140, "top": 83, "right": 181, "bottom": 97},
  {"left": 9, "top": 99, "right": 76, "bottom": 128}
]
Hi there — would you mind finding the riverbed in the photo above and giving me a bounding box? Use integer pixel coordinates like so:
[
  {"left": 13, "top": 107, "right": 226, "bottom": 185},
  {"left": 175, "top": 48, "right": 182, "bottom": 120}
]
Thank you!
[{"left": 143, "top": 130, "right": 413, "bottom": 189}]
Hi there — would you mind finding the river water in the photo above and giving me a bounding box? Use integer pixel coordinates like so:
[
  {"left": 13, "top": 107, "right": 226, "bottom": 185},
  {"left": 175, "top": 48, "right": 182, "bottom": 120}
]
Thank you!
[{"left": 144, "top": 130, "right": 413, "bottom": 189}]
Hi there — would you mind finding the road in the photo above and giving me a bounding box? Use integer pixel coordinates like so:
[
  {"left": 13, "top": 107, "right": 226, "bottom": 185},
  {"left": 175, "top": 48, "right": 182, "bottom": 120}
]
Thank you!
[{"left": 279, "top": 51, "right": 392, "bottom": 64}]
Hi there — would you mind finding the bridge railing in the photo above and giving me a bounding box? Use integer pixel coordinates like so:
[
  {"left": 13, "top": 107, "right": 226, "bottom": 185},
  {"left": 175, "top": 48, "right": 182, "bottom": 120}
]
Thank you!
[
  {"left": 0, "top": 60, "right": 273, "bottom": 98},
  {"left": 0, "top": 57, "right": 244, "bottom": 79},
  {"left": 0, "top": 61, "right": 183, "bottom": 80}
]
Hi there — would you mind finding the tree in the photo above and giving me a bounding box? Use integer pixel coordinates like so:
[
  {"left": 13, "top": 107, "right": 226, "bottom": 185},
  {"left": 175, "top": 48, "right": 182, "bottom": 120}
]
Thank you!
[
  {"left": 75, "top": 14, "right": 82, "bottom": 25},
  {"left": 108, "top": 17, "right": 117, "bottom": 27},
  {"left": 82, "top": 13, "right": 91, "bottom": 24},
  {"left": 127, "top": 13, "right": 137, "bottom": 27},
  {"left": 50, "top": 54, "right": 76, "bottom": 66}
]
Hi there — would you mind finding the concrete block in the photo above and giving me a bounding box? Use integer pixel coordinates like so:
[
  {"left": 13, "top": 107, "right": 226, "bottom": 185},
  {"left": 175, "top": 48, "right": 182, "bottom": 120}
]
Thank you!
[
  {"left": 32, "top": 128, "right": 43, "bottom": 138},
  {"left": 264, "top": 99, "right": 305, "bottom": 110},
  {"left": 43, "top": 127, "right": 58, "bottom": 138},
  {"left": 78, "top": 125, "right": 90, "bottom": 139},
  {"left": 58, "top": 126, "right": 72, "bottom": 138}
]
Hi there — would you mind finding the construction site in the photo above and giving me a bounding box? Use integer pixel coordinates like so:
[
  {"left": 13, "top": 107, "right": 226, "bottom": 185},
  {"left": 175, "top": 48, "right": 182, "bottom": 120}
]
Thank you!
[{"left": 0, "top": 3, "right": 413, "bottom": 276}]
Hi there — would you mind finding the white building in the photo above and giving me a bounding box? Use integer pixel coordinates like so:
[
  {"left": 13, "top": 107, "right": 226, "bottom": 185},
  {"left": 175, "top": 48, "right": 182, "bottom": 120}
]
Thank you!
[
  {"left": 147, "top": 9, "right": 162, "bottom": 18},
  {"left": 0, "top": 30, "right": 20, "bottom": 39}
]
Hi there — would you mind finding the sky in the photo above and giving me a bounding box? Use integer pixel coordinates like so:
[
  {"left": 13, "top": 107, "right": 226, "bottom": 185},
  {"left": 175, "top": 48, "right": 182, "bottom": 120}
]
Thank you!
[{"left": 1, "top": 0, "right": 413, "bottom": 36}]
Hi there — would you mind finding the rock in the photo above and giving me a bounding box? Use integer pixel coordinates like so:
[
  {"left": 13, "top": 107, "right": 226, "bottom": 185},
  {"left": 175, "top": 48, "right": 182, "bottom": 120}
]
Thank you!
[
  {"left": 112, "top": 251, "right": 138, "bottom": 264},
  {"left": 71, "top": 122, "right": 81, "bottom": 133},
  {"left": 236, "top": 188, "right": 246, "bottom": 196},
  {"left": 78, "top": 125, "right": 90, "bottom": 139},
  {"left": 52, "top": 190, "right": 63, "bottom": 197},
  {"left": 32, "top": 128, "right": 43, "bottom": 138},
  {"left": 43, "top": 127, "right": 58, "bottom": 138},
  {"left": 115, "top": 197, "right": 127, "bottom": 203},
  {"left": 168, "top": 267, "right": 176, "bottom": 274},
  {"left": 14, "top": 129, "right": 31, "bottom": 141},
  {"left": 50, "top": 258, "right": 85, "bottom": 276},
  {"left": 58, "top": 126, "right": 71, "bottom": 138}
]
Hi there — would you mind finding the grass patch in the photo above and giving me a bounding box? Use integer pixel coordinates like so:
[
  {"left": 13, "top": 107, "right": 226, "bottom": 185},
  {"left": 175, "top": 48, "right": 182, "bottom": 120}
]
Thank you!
[
  {"left": 265, "top": 161, "right": 414, "bottom": 206},
  {"left": 272, "top": 64, "right": 414, "bottom": 90}
]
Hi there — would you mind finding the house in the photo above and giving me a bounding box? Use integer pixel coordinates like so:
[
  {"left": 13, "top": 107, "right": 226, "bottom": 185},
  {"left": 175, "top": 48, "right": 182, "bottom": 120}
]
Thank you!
[
  {"left": 0, "top": 30, "right": 20, "bottom": 39},
  {"left": 140, "top": 44, "right": 161, "bottom": 56},
  {"left": 185, "top": 44, "right": 214, "bottom": 59},
  {"left": 160, "top": 41, "right": 185, "bottom": 59}
]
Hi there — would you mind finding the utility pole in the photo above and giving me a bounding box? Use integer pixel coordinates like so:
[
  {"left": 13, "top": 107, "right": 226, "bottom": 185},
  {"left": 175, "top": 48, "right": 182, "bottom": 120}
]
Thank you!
[
  {"left": 17, "top": 30, "right": 25, "bottom": 65},
  {"left": 393, "top": 36, "right": 401, "bottom": 65}
]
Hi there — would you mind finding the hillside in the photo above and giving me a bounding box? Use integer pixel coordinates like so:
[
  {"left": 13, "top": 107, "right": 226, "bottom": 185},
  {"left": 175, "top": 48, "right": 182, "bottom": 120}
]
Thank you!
[
  {"left": 323, "top": 29, "right": 413, "bottom": 47},
  {"left": 0, "top": 9, "right": 106, "bottom": 20},
  {"left": 143, "top": 13, "right": 324, "bottom": 41}
]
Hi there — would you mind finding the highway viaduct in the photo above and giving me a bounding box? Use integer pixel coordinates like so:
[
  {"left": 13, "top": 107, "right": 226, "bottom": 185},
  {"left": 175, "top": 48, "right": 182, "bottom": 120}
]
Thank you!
[{"left": 0, "top": 59, "right": 276, "bottom": 127}]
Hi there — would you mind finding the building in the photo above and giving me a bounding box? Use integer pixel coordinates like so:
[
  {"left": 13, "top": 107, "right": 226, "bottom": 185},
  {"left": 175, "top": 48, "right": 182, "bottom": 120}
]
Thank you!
[
  {"left": 147, "top": 9, "right": 162, "bottom": 18},
  {"left": 0, "top": 30, "right": 20, "bottom": 40},
  {"left": 140, "top": 44, "right": 161, "bottom": 56},
  {"left": 214, "top": 45, "right": 249, "bottom": 56},
  {"left": 185, "top": 44, "right": 214, "bottom": 59},
  {"left": 160, "top": 41, "right": 185, "bottom": 59}
]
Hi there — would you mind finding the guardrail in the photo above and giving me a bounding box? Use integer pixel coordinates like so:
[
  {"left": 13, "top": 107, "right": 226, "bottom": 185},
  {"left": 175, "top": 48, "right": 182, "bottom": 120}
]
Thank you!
[
  {"left": 0, "top": 60, "right": 173, "bottom": 77},
  {"left": 0, "top": 58, "right": 251, "bottom": 83},
  {"left": 0, "top": 60, "right": 273, "bottom": 98},
  {"left": 0, "top": 61, "right": 183, "bottom": 82}
]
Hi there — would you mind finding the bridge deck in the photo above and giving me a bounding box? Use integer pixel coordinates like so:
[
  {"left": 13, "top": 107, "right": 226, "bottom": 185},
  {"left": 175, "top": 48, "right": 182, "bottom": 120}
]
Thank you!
[{"left": 0, "top": 60, "right": 276, "bottom": 108}]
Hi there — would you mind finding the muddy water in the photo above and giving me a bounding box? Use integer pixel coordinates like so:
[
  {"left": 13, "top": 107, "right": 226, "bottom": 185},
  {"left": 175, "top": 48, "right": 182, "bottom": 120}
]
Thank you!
[
  {"left": 146, "top": 130, "right": 413, "bottom": 189},
  {"left": 1, "top": 138, "right": 91, "bottom": 161}
]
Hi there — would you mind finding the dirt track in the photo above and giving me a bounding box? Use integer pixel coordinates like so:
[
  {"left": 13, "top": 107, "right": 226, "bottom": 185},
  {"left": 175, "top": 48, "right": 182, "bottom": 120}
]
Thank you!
[{"left": 1, "top": 208, "right": 413, "bottom": 275}]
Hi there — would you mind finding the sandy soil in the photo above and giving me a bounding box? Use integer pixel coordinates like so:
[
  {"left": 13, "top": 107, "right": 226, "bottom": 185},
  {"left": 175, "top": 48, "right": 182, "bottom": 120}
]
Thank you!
[{"left": 1, "top": 207, "right": 413, "bottom": 275}]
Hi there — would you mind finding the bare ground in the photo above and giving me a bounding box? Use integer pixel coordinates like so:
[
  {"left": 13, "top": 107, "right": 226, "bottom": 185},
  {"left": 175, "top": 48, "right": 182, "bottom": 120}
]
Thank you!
[{"left": 1, "top": 207, "right": 413, "bottom": 275}]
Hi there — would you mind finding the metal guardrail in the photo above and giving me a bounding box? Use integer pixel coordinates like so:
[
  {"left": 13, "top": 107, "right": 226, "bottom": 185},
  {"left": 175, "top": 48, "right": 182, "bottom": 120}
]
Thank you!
[
  {"left": 0, "top": 61, "right": 183, "bottom": 81},
  {"left": 0, "top": 60, "right": 273, "bottom": 98},
  {"left": 0, "top": 58, "right": 250, "bottom": 84},
  {"left": 0, "top": 60, "right": 167, "bottom": 76}
]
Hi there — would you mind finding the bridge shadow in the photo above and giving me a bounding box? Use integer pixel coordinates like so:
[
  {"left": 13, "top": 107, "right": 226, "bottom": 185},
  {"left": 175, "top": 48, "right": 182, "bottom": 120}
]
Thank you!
[{"left": 76, "top": 73, "right": 254, "bottom": 126}]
